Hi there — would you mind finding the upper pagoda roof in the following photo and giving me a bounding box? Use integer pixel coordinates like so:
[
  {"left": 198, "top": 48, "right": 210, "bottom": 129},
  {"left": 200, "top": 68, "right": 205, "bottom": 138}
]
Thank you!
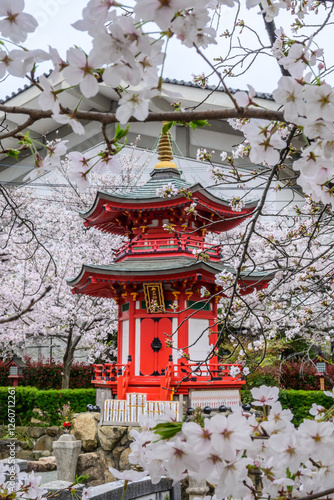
[
  {"left": 81, "top": 176, "right": 256, "bottom": 214},
  {"left": 80, "top": 179, "right": 257, "bottom": 236},
  {"left": 80, "top": 128, "right": 257, "bottom": 234},
  {"left": 97, "top": 171, "right": 191, "bottom": 201}
]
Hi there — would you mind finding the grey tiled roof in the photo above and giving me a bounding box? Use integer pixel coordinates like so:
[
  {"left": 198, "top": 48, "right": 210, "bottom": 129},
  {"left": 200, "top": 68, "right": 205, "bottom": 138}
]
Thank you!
[
  {"left": 0, "top": 70, "right": 53, "bottom": 104},
  {"left": 67, "top": 256, "right": 272, "bottom": 286},
  {"left": 163, "top": 78, "right": 273, "bottom": 101},
  {"left": 111, "top": 175, "right": 191, "bottom": 199},
  {"left": 1, "top": 74, "right": 273, "bottom": 104}
]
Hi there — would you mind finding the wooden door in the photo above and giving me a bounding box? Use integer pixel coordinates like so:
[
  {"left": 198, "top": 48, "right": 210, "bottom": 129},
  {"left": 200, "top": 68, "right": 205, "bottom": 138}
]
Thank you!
[{"left": 140, "top": 317, "right": 172, "bottom": 375}]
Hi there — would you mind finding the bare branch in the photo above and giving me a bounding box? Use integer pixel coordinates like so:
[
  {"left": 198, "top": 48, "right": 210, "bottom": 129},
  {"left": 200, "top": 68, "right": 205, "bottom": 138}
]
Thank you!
[{"left": 0, "top": 285, "right": 51, "bottom": 324}]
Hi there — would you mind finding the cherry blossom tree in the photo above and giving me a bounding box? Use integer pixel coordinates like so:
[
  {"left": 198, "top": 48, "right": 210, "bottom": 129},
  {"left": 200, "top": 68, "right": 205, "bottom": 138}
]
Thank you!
[
  {"left": 159, "top": 193, "right": 334, "bottom": 380},
  {"left": 0, "top": 141, "right": 146, "bottom": 388},
  {"left": 0, "top": 0, "right": 333, "bottom": 382},
  {"left": 1, "top": 2, "right": 334, "bottom": 498}
]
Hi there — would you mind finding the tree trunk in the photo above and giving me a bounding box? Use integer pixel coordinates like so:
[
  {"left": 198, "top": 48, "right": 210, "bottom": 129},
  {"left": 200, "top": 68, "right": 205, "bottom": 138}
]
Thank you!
[
  {"left": 62, "top": 361, "right": 72, "bottom": 389},
  {"left": 62, "top": 350, "right": 74, "bottom": 389},
  {"left": 62, "top": 329, "right": 75, "bottom": 389}
]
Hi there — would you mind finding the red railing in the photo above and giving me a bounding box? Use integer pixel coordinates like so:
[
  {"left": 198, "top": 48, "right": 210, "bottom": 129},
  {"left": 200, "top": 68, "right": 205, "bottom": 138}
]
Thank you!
[
  {"left": 91, "top": 362, "right": 127, "bottom": 383},
  {"left": 172, "top": 362, "right": 243, "bottom": 381},
  {"left": 114, "top": 236, "right": 221, "bottom": 260},
  {"left": 160, "top": 360, "right": 174, "bottom": 400},
  {"left": 92, "top": 360, "right": 242, "bottom": 386}
]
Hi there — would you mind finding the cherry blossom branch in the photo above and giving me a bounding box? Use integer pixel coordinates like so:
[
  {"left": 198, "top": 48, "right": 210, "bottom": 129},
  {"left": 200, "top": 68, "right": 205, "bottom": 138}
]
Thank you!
[
  {"left": 194, "top": 43, "right": 242, "bottom": 111},
  {"left": 260, "top": 8, "right": 290, "bottom": 78},
  {"left": 0, "top": 105, "right": 285, "bottom": 132},
  {"left": 0, "top": 285, "right": 51, "bottom": 324},
  {"left": 0, "top": 116, "right": 35, "bottom": 140},
  {"left": 217, "top": 127, "right": 297, "bottom": 339},
  {"left": 292, "top": 486, "right": 334, "bottom": 500}
]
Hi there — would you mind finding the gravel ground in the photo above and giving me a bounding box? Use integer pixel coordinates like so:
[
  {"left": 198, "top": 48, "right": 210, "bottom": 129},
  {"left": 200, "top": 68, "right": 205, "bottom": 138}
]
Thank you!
[{"left": 37, "top": 470, "right": 58, "bottom": 484}]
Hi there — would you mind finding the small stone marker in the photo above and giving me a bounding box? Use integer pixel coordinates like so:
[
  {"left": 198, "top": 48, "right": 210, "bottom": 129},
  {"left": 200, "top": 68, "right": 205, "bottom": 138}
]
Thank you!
[{"left": 53, "top": 434, "right": 81, "bottom": 482}]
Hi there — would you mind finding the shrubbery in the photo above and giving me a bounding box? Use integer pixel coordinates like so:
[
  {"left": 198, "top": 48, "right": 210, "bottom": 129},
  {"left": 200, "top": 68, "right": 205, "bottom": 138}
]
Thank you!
[
  {"left": 279, "top": 389, "right": 334, "bottom": 425},
  {"left": 246, "top": 360, "right": 334, "bottom": 390},
  {"left": 241, "top": 389, "right": 333, "bottom": 426},
  {"left": 280, "top": 361, "right": 334, "bottom": 390},
  {"left": 0, "top": 362, "right": 9, "bottom": 386},
  {"left": 0, "top": 357, "right": 92, "bottom": 389},
  {"left": 0, "top": 387, "right": 96, "bottom": 426}
]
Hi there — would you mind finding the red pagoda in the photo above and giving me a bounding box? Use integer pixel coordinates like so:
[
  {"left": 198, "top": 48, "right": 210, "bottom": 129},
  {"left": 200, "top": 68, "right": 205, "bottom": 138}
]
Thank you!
[{"left": 68, "top": 128, "right": 270, "bottom": 422}]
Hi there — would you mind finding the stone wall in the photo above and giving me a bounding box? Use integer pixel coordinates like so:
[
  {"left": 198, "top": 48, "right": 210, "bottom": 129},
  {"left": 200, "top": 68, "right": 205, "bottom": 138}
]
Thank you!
[
  {"left": 0, "top": 412, "right": 138, "bottom": 486},
  {"left": 71, "top": 412, "right": 137, "bottom": 486},
  {"left": 0, "top": 425, "right": 63, "bottom": 461}
]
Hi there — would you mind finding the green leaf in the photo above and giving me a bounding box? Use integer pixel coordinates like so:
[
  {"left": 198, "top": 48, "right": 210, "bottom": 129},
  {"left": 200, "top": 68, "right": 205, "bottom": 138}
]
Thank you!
[
  {"left": 18, "top": 131, "right": 33, "bottom": 146},
  {"left": 189, "top": 120, "right": 209, "bottom": 130},
  {"left": 75, "top": 474, "right": 89, "bottom": 484},
  {"left": 152, "top": 421, "right": 182, "bottom": 440},
  {"left": 162, "top": 122, "right": 174, "bottom": 135},
  {"left": 115, "top": 123, "right": 129, "bottom": 141},
  {"left": 6, "top": 149, "right": 20, "bottom": 160}
]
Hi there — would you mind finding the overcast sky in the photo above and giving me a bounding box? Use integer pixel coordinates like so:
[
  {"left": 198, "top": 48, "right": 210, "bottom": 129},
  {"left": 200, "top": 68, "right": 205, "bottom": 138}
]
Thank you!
[{"left": 0, "top": 1, "right": 332, "bottom": 101}]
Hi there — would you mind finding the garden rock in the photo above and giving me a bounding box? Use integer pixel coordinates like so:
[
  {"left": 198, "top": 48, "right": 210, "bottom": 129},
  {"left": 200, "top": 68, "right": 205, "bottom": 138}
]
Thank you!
[
  {"left": 16, "top": 450, "right": 33, "bottom": 460},
  {"left": 0, "top": 440, "right": 18, "bottom": 454},
  {"left": 97, "top": 425, "right": 127, "bottom": 451},
  {"left": 39, "top": 456, "right": 56, "bottom": 465},
  {"left": 46, "top": 427, "right": 59, "bottom": 438},
  {"left": 27, "top": 460, "right": 56, "bottom": 472},
  {"left": 35, "top": 435, "right": 54, "bottom": 452},
  {"left": 71, "top": 413, "right": 98, "bottom": 452},
  {"left": 76, "top": 452, "right": 106, "bottom": 486},
  {"left": 119, "top": 447, "right": 132, "bottom": 470},
  {"left": 18, "top": 440, "right": 33, "bottom": 450},
  {"left": 27, "top": 427, "right": 46, "bottom": 439},
  {"left": 96, "top": 449, "right": 115, "bottom": 482},
  {"left": 32, "top": 450, "right": 51, "bottom": 460}
]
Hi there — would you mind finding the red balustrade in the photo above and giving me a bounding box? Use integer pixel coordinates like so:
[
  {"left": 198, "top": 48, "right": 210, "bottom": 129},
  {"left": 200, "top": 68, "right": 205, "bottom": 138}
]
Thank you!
[
  {"left": 114, "top": 235, "right": 221, "bottom": 260},
  {"left": 92, "top": 359, "right": 244, "bottom": 399}
]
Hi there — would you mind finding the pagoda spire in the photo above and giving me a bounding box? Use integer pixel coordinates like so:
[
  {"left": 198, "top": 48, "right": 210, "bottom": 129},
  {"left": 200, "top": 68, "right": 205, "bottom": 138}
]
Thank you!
[{"left": 154, "top": 124, "right": 177, "bottom": 170}]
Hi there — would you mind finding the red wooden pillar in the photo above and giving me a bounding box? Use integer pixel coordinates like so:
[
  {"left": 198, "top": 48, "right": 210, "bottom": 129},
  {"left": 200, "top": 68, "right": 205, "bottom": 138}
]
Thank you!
[
  {"left": 178, "top": 290, "right": 188, "bottom": 357},
  {"left": 128, "top": 294, "right": 136, "bottom": 365},
  {"left": 209, "top": 299, "right": 218, "bottom": 368},
  {"left": 117, "top": 301, "right": 122, "bottom": 363}
]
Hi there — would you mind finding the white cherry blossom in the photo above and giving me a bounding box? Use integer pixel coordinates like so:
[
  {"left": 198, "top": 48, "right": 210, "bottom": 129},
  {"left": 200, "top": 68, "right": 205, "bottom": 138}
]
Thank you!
[
  {"left": 182, "top": 420, "right": 213, "bottom": 456},
  {"left": 304, "top": 83, "right": 334, "bottom": 122},
  {"left": 234, "top": 85, "right": 256, "bottom": 108},
  {"left": 116, "top": 90, "right": 158, "bottom": 125},
  {"left": 272, "top": 77, "right": 305, "bottom": 122},
  {"left": 108, "top": 467, "right": 148, "bottom": 481},
  {"left": 309, "top": 403, "right": 326, "bottom": 420},
  {"left": 38, "top": 75, "right": 60, "bottom": 114},
  {"left": 324, "top": 388, "right": 334, "bottom": 399},
  {"left": 251, "top": 385, "right": 279, "bottom": 406},
  {"left": 209, "top": 413, "right": 252, "bottom": 460},
  {"left": 134, "top": 0, "right": 193, "bottom": 31},
  {"left": 0, "top": 0, "right": 38, "bottom": 43},
  {"left": 298, "top": 420, "right": 334, "bottom": 462},
  {"left": 63, "top": 48, "right": 99, "bottom": 98},
  {"left": 52, "top": 112, "right": 85, "bottom": 135},
  {"left": 243, "top": 120, "right": 286, "bottom": 166}
]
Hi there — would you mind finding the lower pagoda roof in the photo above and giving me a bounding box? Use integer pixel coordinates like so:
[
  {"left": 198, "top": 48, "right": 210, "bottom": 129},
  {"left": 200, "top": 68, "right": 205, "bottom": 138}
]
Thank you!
[{"left": 67, "top": 257, "right": 273, "bottom": 298}]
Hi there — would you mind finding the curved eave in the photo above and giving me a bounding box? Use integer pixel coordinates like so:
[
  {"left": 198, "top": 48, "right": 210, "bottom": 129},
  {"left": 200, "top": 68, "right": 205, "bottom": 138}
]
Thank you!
[
  {"left": 81, "top": 184, "right": 257, "bottom": 228},
  {"left": 67, "top": 260, "right": 273, "bottom": 298}
]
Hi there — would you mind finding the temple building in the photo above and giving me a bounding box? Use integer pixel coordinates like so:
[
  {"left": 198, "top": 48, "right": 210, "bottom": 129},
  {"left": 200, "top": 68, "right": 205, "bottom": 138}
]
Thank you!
[{"left": 68, "top": 127, "right": 270, "bottom": 423}]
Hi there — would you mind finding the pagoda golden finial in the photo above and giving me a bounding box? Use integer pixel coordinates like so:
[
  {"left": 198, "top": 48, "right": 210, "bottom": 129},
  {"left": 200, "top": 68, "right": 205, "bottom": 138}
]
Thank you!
[{"left": 154, "top": 123, "right": 178, "bottom": 170}]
